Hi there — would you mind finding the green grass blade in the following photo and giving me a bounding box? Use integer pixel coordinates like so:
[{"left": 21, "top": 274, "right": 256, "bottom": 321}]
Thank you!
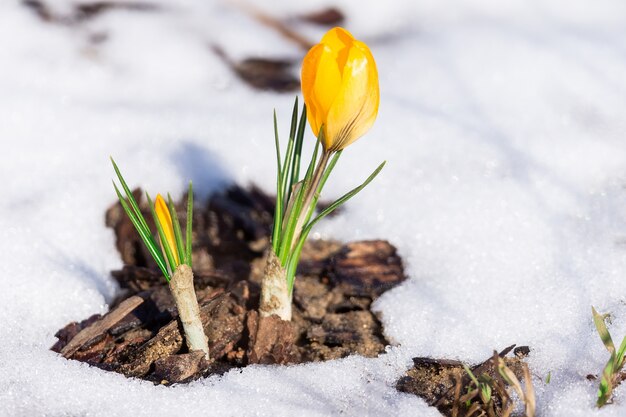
[
  {"left": 616, "top": 336, "right": 626, "bottom": 369},
  {"left": 318, "top": 151, "right": 341, "bottom": 193},
  {"left": 304, "top": 160, "right": 386, "bottom": 233},
  {"left": 280, "top": 135, "right": 296, "bottom": 208},
  {"left": 285, "top": 97, "right": 299, "bottom": 199},
  {"left": 464, "top": 364, "right": 480, "bottom": 386},
  {"left": 284, "top": 160, "right": 386, "bottom": 289},
  {"left": 597, "top": 356, "right": 615, "bottom": 407},
  {"left": 111, "top": 158, "right": 150, "bottom": 233},
  {"left": 167, "top": 193, "right": 186, "bottom": 266},
  {"left": 186, "top": 182, "right": 193, "bottom": 267},
  {"left": 272, "top": 110, "right": 284, "bottom": 250},
  {"left": 303, "top": 133, "right": 321, "bottom": 185},
  {"left": 285, "top": 229, "right": 307, "bottom": 291},
  {"left": 146, "top": 193, "right": 178, "bottom": 273},
  {"left": 278, "top": 181, "right": 306, "bottom": 264},
  {"left": 113, "top": 182, "right": 170, "bottom": 280},
  {"left": 288, "top": 101, "right": 307, "bottom": 202},
  {"left": 273, "top": 110, "right": 282, "bottom": 180},
  {"left": 298, "top": 151, "right": 342, "bottom": 237},
  {"left": 593, "top": 307, "right": 615, "bottom": 353}
]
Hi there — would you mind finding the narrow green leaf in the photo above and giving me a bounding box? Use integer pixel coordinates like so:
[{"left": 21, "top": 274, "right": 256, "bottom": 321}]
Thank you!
[
  {"left": 186, "top": 182, "right": 193, "bottom": 267},
  {"left": 285, "top": 160, "right": 386, "bottom": 291},
  {"left": 464, "top": 364, "right": 480, "bottom": 387},
  {"left": 318, "top": 151, "right": 341, "bottom": 193},
  {"left": 113, "top": 182, "right": 170, "bottom": 280},
  {"left": 111, "top": 158, "right": 150, "bottom": 233},
  {"left": 278, "top": 180, "right": 307, "bottom": 264},
  {"left": 285, "top": 98, "right": 301, "bottom": 218},
  {"left": 273, "top": 110, "right": 282, "bottom": 180},
  {"left": 480, "top": 384, "right": 492, "bottom": 404},
  {"left": 272, "top": 110, "right": 284, "bottom": 250},
  {"left": 301, "top": 150, "right": 342, "bottom": 228},
  {"left": 303, "top": 132, "right": 321, "bottom": 185},
  {"left": 616, "top": 336, "right": 626, "bottom": 368},
  {"left": 146, "top": 193, "right": 178, "bottom": 273},
  {"left": 280, "top": 135, "right": 296, "bottom": 209},
  {"left": 288, "top": 102, "right": 307, "bottom": 200},
  {"left": 597, "top": 358, "right": 614, "bottom": 407},
  {"left": 285, "top": 235, "right": 305, "bottom": 291},
  {"left": 168, "top": 193, "right": 186, "bottom": 266},
  {"left": 593, "top": 307, "right": 616, "bottom": 353},
  {"left": 304, "top": 160, "right": 386, "bottom": 234}
]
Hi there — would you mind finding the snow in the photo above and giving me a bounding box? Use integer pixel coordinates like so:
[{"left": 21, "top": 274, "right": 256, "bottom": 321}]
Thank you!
[{"left": 1, "top": 0, "right": 626, "bottom": 415}]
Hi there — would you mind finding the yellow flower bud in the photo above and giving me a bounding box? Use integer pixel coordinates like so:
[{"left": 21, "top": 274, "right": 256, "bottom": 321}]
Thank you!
[
  {"left": 301, "top": 27, "right": 379, "bottom": 152},
  {"left": 155, "top": 194, "right": 179, "bottom": 265}
]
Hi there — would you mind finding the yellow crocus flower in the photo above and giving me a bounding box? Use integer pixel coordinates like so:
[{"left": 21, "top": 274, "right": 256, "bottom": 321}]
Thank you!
[
  {"left": 301, "top": 27, "right": 379, "bottom": 152},
  {"left": 155, "top": 194, "right": 180, "bottom": 266}
]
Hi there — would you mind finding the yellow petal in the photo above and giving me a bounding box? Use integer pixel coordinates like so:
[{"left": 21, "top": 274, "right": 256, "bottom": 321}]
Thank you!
[
  {"left": 301, "top": 43, "right": 324, "bottom": 137},
  {"left": 155, "top": 194, "right": 179, "bottom": 265},
  {"left": 301, "top": 27, "right": 379, "bottom": 152},
  {"left": 321, "top": 27, "right": 355, "bottom": 52},
  {"left": 325, "top": 41, "right": 379, "bottom": 151}
]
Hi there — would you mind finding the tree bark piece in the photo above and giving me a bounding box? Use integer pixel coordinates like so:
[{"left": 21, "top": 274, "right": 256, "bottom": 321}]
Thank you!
[
  {"left": 246, "top": 310, "right": 297, "bottom": 365},
  {"left": 327, "top": 240, "right": 406, "bottom": 297},
  {"left": 61, "top": 294, "right": 147, "bottom": 358}
]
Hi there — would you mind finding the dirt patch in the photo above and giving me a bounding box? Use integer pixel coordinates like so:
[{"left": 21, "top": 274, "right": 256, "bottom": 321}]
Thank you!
[
  {"left": 51, "top": 184, "right": 406, "bottom": 384},
  {"left": 397, "top": 345, "right": 534, "bottom": 417}
]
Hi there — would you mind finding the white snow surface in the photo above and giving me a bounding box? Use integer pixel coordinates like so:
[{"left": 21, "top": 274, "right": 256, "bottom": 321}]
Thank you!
[{"left": 1, "top": 0, "right": 626, "bottom": 416}]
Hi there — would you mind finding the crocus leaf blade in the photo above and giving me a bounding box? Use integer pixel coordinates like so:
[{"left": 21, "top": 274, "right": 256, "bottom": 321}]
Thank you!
[
  {"left": 186, "top": 182, "right": 193, "bottom": 267},
  {"left": 111, "top": 158, "right": 150, "bottom": 233},
  {"left": 113, "top": 182, "right": 170, "bottom": 280},
  {"left": 304, "top": 160, "right": 386, "bottom": 233}
]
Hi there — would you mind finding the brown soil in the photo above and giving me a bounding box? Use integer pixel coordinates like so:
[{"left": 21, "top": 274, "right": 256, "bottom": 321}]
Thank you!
[
  {"left": 51, "top": 185, "right": 406, "bottom": 384},
  {"left": 397, "top": 345, "right": 534, "bottom": 417}
]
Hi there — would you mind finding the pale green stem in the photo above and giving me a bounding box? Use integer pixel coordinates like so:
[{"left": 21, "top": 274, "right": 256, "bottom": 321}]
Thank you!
[
  {"left": 259, "top": 249, "right": 292, "bottom": 321},
  {"left": 291, "top": 150, "right": 331, "bottom": 251},
  {"left": 169, "top": 264, "right": 209, "bottom": 358}
]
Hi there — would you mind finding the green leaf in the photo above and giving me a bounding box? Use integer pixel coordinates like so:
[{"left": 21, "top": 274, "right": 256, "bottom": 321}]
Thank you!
[
  {"left": 593, "top": 306, "right": 615, "bottom": 354},
  {"left": 273, "top": 110, "right": 282, "bottom": 180},
  {"left": 303, "top": 132, "right": 321, "bottom": 185},
  {"left": 272, "top": 109, "right": 284, "bottom": 250},
  {"left": 168, "top": 193, "right": 186, "bottom": 266},
  {"left": 301, "top": 151, "right": 342, "bottom": 227},
  {"left": 304, "top": 160, "right": 386, "bottom": 233},
  {"left": 288, "top": 102, "right": 307, "bottom": 200},
  {"left": 113, "top": 182, "right": 170, "bottom": 280},
  {"left": 186, "top": 182, "right": 193, "bottom": 267},
  {"left": 597, "top": 358, "right": 614, "bottom": 407},
  {"left": 284, "top": 160, "right": 386, "bottom": 291},
  {"left": 279, "top": 104, "right": 297, "bottom": 210},
  {"left": 464, "top": 364, "right": 480, "bottom": 387},
  {"left": 285, "top": 97, "right": 300, "bottom": 204},
  {"left": 146, "top": 193, "right": 178, "bottom": 274},
  {"left": 480, "top": 383, "right": 492, "bottom": 404},
  {"left": 278, "top": 180, "right": 307, "bottom": 264},
  {"left": 616, "top": 336, "right": 626, "bottom": 369},
  {"left": 111, "top": 158, "right": 150, "bottom": 233}
]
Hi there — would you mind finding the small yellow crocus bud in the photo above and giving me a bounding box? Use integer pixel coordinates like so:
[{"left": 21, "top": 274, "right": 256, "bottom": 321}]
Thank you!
[
  {"left": 301, "top": 27, "right": 379, "bottom": 152},
  {"left": 155, "top": 194, "right": 179, "bottom": 266}
]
